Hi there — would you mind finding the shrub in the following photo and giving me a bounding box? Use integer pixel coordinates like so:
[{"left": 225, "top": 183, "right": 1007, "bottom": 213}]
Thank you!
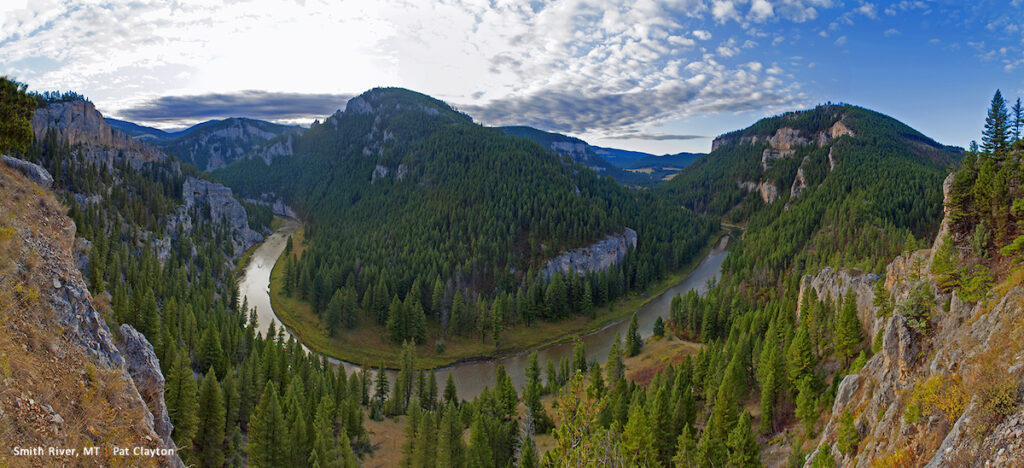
[{"left": 903, "top": 374, "right": 968, "bottom": 426}]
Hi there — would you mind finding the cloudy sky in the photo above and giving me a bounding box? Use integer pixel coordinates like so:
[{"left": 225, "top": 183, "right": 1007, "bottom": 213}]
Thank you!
[{"left": 2, "top": 0, "right": 1023, "bottom": 153}]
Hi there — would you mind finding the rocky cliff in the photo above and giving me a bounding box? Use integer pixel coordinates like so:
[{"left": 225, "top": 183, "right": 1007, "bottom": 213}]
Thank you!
[
  {"left": 31, "top": 101, "right": 166, "bottom": 168},
  {"left": 804, "top": 173, "right": 1024, "bottom": 467},
  {"left": 183, "top": 177, "right": 262, "bottom": 252},
  {"left": 158, "top": 118, "right": 298, "bottom": 171},
  {"left": 0, "top": 163, "right": 182, "bottom": 467},
  {"left": 541, "top": 228, "right": 638, "bottom": 278}
]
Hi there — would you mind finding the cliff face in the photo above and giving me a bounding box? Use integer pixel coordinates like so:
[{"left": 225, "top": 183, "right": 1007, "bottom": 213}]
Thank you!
[
  {"left": 158, "top": 118, "right": 299, "bottom": 171},
  {"left": 0, "top": 163, "right": 182, "bottom": 467},
  {"left": 541, "top": 228, "right": 638, "bottom": 278},
  {"left": 31, "top": 101, "right": 166, "bottom": 168},
  {"left": 805, "top": 174, "right": 1024, "bottom": 467},
  {"left": 183, "top": 177, "right": 262, "bottom": 252}
]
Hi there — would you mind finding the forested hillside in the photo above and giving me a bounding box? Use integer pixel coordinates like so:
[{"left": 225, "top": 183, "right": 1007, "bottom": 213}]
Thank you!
[
  {"left": 214, "top": 87, "right": 715, "bottom": 357},
  {"left": 1, "top": 79, "right": 372, "bottom": 467}
]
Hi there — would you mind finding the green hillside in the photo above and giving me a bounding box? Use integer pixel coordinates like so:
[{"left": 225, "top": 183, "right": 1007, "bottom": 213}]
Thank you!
[{"left": 214, "top": 87, "right": 715, "bottom": 355}]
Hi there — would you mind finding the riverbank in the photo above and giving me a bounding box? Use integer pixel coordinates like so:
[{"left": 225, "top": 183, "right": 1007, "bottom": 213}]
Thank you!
[{"left": 267, "top": 227, "right": 730, "bottom": 369}]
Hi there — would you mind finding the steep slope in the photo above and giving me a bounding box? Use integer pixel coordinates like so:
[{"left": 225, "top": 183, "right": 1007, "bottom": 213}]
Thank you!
[
  {"left": 662, "top": 104, "right": 962, "bottom": 277},
  {"left": 213, "top": 87, "right": 714, "bottom": 357},
  {"left": 0, "top": 160, "right": 182, "bottom": 467},
  {"left": 157, "top": 117, "right": 301, "bottom": 171}
]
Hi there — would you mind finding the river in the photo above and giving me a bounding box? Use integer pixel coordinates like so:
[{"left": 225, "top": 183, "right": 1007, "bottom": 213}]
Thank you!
[{"left": 238, "top": 220, "right": 729, "bottom": 401}]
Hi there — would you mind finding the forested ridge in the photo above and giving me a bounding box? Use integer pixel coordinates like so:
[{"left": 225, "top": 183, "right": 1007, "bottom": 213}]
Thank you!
[
  {"left": 396, "top": 101, "right": 973, "bottom": 467},
  {"left": 214, "top": 87, "right": 715, "bottom": 349}
]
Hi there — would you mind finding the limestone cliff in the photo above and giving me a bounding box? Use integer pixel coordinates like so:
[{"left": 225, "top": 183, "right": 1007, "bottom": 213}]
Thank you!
[
  {"left": 31, "top": 101, "right": 166, "bottom": 168},
  {"left": 183, "top": 177, "right": 263, "bottom": 252},
  {"left": 541, "top": 229, "right": 638, "bottom": 278}
]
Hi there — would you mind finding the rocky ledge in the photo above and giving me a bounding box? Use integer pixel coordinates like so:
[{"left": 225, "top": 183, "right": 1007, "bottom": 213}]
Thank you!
[
  {"left": 541, "top": 228, "right": 638, "bottom": 278},
  {"left": 183, "top": 177, "right": 262, "bottom": 252}
]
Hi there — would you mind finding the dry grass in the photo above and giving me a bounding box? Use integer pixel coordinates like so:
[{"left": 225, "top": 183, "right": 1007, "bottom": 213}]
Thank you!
[
  {"left": 623, "top": 337, "right": 702, "bottom": 386},
  {"left": 0, "top": 166, "right": 161, "bottom": 467},
  {"left": 362, "top": 411, "right": 407, "bottom": 468}
]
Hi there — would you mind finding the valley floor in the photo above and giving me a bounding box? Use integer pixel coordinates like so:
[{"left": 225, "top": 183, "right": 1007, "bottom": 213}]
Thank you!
[{"left": 267, "top": 226, "right": 725, "bottom": 369}]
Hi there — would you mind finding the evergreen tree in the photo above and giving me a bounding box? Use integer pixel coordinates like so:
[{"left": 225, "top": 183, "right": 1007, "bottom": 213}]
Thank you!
[
  {"left": 834, "top": 289, "right": 863, "bottom": 365},
  {"left": 982, "top": 89, "right": 1011, "bottom": 157},
  {"left": 786, "top": 324, "right": 815, "bottom": 388},
  {"left": 443, "top": 373, "right": 458, "bottom": 405},
  {"left": 1012, "top": 97, "right": 1023, "bottom": 143},
  {"left": 652, "top": 316, "right": 665, "bottom": 338},
  {"left": 872, "top": 277, "right": 893, "bottom": 318},
  {"left": 837, "top": 409, "right": 859, "bottom": 455},
  {"left": 622, "top": 399, "right": 659, "bottom": 467},
  {"left": 726, "top": 412, "right": 760, "bottom": 468},
  {"left": 650, "top": 386, "right": 673, "bottom": 465},
  {"left": 519, "top": 434, "right": 539, "bottom": 468},
  {"left": 673, "top": 425, "right": 698, "bottom": 467},
  {"left": 606, "top": 333, "right": 624, "bottom": 383},
  {"left": 626, "top": 312, "right": 642, "bottom": 357},
  {"left": 166, "top": 354, "right": 199, "bottom": 459},
  {"left": 195, "top": 369, "right": 226, "bottom": 468},
  {"left": 327, "top": 289, "right": 345, "bottom": 335},
  {"left": 795, "top": 376, "right": 818, "bottom": 437},
  {"left": 248, "top": 382, "right": 287, "bottom": 467},
  {"left": 310, "top": 397, "right": 341, "bottom": 468}
]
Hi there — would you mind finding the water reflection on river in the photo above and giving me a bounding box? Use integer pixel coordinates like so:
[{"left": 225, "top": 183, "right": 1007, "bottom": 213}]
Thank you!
[{"left": 238, "top": 223, "right": 729, "bottom": 401}]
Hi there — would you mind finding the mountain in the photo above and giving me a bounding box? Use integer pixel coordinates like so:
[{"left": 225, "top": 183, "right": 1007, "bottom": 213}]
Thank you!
[
  {"left": 499, "top": 125, "right": 650, "bottom": 185},
  {"left": 500, "top": 126, "right": 703, "bottom": 185},
  {"left": 156, "top": 117, "right": 301, "bottom": 171},
  {"left": 590, "top": 145, "right": 657, "bottom": 167},
  {"left": 213, "top": 87, "right": 715, "bottom": 354},
  {"left": 623, "top": 152, "right": 702, "bottom": 170},
  {"left": 106, "top": 117, "right": 185, "bottom": 142}
]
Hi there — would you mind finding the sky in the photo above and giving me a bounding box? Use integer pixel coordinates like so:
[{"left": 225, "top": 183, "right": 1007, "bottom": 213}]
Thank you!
[{"left": 2, "top": 0, "right": 1023, "bottom": 154}]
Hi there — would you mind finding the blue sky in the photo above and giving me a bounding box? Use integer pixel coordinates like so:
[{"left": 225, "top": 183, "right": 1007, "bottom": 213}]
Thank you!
[{"left": 2, "top": 0, "right": 1022, "bottom": 154}]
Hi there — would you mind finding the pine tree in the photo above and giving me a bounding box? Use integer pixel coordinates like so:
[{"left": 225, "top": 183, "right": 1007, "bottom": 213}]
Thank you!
[
  {"left": 431, "top": 277, "right": 445, "bottom": 319},
  {"left": 650, "top": 386, "right": 673, "bottom": 465},
  {"left": 165, "top": 354, "right": 198, "bottom": 459},
  {"left": 626, "top": 313, "right": 642, "bottom": 357},
  {"left": 623, "top": 399, "right": 659, "bottom": 467},
  {"left": 653, "top": 316, "right": 665, "bottom": 337},
  {"left": 310, "top": 397, "right": 341, "bottom": 468},
  {"left": 194, "top": 369, "right": 226, "bottom": 468},
  {"left": 787, "top": 324, "right": 815, "bottom": 388},
  {"left": 795, "top": 376, "right": 818, "bottom": 437},
  {"left": 726, "top": 411, "right": 760, "bottom": 468},
  {"left": 1012, "top": 97, "right": 1023, "bottom": 143},
  {"left": 519, "top": 434, "right": 539, "bottom": 468},
  {"left": 837, "top": 409, "right": 859, "bottom": 455},
  {"left": 673, "top": 425, "right": 697, "bottom": 467},
  {"left": 443, "top": 373, "right": 458, "bottom": 405},
  {"left": 982, "top": 90, "right": 1011, "bottom": 158},
  {"left": 437, "top": 403, "right": 465, "bottom": 467},
  {"left": 327, "top": 289, "right": 344, "bottom": 336},
  {"left": 248, "top": 381, "right": 287, "bottom": 467},
  {"left": 606, "top": 333, "right": 624, "bottom": 383},
  {"left": 872, "top": 277, "right": 893, "bottom": 318},
  {"left": 834, "top": 289, "right": 863, "bottom": 365},
  {"left": 582, "top": 280, "right": 594, "bottom": 318},
  {"left": 410, "top": 410, "right": 437, "bottom": 468},
  {"left": 387, "top": 295, "right": 405, "bottom": 343}
]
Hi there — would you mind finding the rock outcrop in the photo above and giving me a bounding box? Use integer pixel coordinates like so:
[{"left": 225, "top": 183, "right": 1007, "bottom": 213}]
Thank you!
[
  {"left": 120, "top": 325, "right": 181, "bottom": 467},
  {"left": 183, "top": 177, "right": 262, "bottom": 251},
  {"left": 2, "top": 155, "right": 53, "bottom": 188},
  {"left": 31, "top": 101, "right": 166, "bottom": 168},
  {"left": 798, "top": 266, "right": 882, "bottom": 338},
  {"left": 805, "top": 165, "right": 1024, "bottom": 467},
  {"left": 738, "top": 180, "right": 779, "bottom": 204},
  {"left": 541, "top": 228, "right": 638, "bottom": 278}
]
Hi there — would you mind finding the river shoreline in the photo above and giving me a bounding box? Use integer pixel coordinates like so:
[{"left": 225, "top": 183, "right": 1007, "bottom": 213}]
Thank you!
[{"left": 239, "top": 222, "right": 732, "bottom": 398}]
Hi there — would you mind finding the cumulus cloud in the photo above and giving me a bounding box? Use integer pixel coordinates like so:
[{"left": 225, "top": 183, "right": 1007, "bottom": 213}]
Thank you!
[
  {"left": 693, "top": 29, "right": 713, "bottom": 40},
  {"left": 117, "top": 91, "right": 354, "bottom": 126}
]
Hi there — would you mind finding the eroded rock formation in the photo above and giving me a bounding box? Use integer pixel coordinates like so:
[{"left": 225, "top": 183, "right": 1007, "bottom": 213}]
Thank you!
[{"left": 541, "top": 228, "right": 638, "bottom": 278}]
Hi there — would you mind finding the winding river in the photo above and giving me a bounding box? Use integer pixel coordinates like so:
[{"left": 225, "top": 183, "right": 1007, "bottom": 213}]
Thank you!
[{"left": 238, "top": 219, "right": 729, "bottom": 400}]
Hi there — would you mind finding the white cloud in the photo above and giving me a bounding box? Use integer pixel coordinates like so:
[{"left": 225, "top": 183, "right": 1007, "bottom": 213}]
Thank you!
[
  {"left": 856, "top": 2, "right": 877, "bottom": 19},
  {"left": 711, "top": 1, "right": 740, "bottom": 23},
  {"left": 749, "top": 0, "right": 775, "bottom": 22},
  {"left": 834, "top": 35, "right": 847, "bottom": 46},
  {"left": 884, "top": 28, "right": 900, "bottom": 37},
  {"left": 693, "top": 29, "right": 713, "bottom": 40}
]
